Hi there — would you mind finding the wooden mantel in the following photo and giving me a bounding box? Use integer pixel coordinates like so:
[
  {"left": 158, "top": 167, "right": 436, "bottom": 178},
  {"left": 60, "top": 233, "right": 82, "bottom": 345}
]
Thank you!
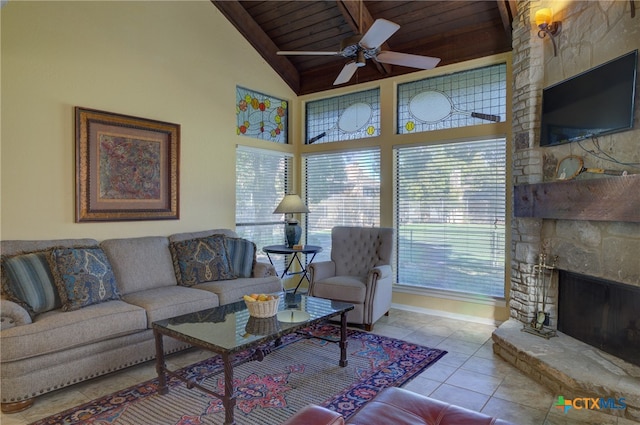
[{"left": 513, "top": 174, "right": 640, "bottom": 222}]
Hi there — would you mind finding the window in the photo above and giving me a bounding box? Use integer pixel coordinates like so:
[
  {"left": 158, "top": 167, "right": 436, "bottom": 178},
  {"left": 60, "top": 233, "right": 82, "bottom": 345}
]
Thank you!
[
  {"left": 235, "top": 146, "right": 291, "bottom": 273},
  {"left": 305, "top": 88, "right": 380, "bottom": 144},
  {"left": 397, "top": 64, "right": 506, "bottom": 134},
  {"left": 395, "top": 139, "right": 506, "bottom": 298},
  {"left": 304, "top": 149, "right": 380, "bottom": 262},
  {"left": 236, "top": 87, "right": 288, "bottom": 143}
]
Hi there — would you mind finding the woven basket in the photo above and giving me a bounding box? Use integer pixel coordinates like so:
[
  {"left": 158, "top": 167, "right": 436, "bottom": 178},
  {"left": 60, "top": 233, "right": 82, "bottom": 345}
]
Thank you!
[
  {"left": 245, "top": 316, "right": 281, "bottom": 335},
  {"left": 245, "top": 297, "right": 279, "bottom": 318}
]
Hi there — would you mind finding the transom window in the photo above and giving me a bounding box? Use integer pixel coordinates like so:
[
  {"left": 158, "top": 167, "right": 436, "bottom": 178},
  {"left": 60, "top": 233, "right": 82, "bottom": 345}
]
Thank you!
[
  {"left": 236, "top": 86, "right": 288, "bottom": 144},
  {"left": 397, "top": 64, "right": 506, "bottom": 133},
  {"left": 305, "top": 88, "right": 380, "bottom": 144}
]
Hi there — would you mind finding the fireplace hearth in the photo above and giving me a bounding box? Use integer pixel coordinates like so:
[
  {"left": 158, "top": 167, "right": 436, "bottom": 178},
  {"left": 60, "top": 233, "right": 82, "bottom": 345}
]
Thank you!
[
  {"left": 492, "top": 319, "right": 640, "bottom": 420},
  {"left": 558, "top": 271, "right": 640, "bottom": 367}
]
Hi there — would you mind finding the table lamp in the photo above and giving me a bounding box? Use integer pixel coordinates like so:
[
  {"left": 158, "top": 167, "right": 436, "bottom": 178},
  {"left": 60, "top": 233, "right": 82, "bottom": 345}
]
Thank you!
[{"left": 273, "top": 194, "right": 309, "bottom": 248}]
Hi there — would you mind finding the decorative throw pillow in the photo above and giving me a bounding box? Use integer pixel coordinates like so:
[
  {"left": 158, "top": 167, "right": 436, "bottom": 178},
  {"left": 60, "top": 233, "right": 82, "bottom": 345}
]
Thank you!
[
  {"left": 169, "top": 235, "right": 236, "bottom": 286},
  {"left": 1, "top": 251, "right": 61, "bottom": 317},
  {"left": 225, "top": 237, "right": 256, "bottom": 278},
  {"left": 50, "top": 247, "right": 120, "bottom": 311}
]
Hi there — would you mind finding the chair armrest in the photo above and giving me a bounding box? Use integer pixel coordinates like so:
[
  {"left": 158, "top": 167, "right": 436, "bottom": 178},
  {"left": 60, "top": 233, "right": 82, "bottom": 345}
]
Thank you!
[
  {"left": 308, "top": 261, "right": 336, "bottom": 282},
  {"left": 1, "top": 299, "right": 33, "bottom": 330},
  {"left": 253, "top": 261, "right": 277, "bottom": 278},
  {"left": 281, "top": 405, "right": 344, "bottom": 425},
  {"left": 308, "top": 261, "right": 336, "bottom": 296},
  {"left": 370, "top": 264, "right": 392, "bottom": 280}
]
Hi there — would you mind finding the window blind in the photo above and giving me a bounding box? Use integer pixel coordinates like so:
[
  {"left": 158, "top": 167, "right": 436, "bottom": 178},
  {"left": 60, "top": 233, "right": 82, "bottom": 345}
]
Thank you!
[
  {"left": 304, "top": 149, "right": 380, "bottom": 262},
  {"left": 395, "top": 138, "right": 506, "bottom": 298},
  {"left": 236, "top": 146, "right": 291, "bottom": 272}
]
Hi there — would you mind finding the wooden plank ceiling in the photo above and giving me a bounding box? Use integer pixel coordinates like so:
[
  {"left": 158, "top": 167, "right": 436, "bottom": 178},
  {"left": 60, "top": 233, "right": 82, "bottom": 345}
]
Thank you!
[{"left": 212, "top": 0, "right": 516, "bottom": 95}]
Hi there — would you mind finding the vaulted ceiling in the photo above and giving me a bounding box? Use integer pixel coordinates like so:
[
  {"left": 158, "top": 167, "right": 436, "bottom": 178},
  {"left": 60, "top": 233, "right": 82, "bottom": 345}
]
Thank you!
[{"left": 212, "top": 1, "right": 517, "bottom": 95}]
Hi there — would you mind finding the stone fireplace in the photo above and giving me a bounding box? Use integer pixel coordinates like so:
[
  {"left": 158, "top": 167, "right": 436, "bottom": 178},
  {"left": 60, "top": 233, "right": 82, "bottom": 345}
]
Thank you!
[{"left": 492, "top": 0, "right": 640, "bottom": 421}]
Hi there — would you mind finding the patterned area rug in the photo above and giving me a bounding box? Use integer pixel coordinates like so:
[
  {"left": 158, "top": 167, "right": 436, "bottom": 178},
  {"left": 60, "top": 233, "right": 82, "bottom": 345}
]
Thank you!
[{"left": 30, "top": 324, "right": 446, "bottom": 425}]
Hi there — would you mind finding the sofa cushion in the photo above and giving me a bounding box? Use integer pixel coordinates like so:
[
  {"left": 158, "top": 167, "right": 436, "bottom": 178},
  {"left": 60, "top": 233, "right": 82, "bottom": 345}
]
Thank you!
[
  {"left": 0, "top": 300, "right": 147, "bottom": 362},
  {"left": 122, "top": 286, "right": 219, "bottom": 327},
  {"left": 193, "top": 276, "right": 282, "bottom": 305},
  {"left": 50, "top": 247, "right": 121, "bottom": 311},
  {"left": 225, "top": 237, "right": 256, "bottom": 278},
  {"left": 100, "top": 236, "right": 177, "bottom": 295},
  {"left": 0, "top": 239, "right": 99, "bottom": 256},
  {"left": 169, "top": 235, "right": 235, "bottom": 286},
  {"left": 1, "top": 251, "right": 60, "bottom": 317},
  {"left": 168, "top": 229, "right": 238, "bottom": 243}
]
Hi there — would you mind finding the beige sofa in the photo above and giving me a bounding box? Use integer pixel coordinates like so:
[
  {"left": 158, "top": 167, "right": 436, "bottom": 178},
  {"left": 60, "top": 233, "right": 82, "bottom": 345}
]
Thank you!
[{"left": 0, "top": 229, "right": 282, "bottom": 413}]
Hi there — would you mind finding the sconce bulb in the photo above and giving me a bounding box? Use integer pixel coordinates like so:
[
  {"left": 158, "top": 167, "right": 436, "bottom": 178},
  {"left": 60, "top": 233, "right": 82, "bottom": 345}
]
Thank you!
[{"left": 535, "top": 8, "right": 553, "bottom": 28}]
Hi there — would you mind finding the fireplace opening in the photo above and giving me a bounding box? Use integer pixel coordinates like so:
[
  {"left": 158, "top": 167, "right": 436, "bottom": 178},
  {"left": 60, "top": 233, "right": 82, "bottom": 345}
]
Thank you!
[{"left": 558, "top": 270, "right": 640, "bottom": 367}]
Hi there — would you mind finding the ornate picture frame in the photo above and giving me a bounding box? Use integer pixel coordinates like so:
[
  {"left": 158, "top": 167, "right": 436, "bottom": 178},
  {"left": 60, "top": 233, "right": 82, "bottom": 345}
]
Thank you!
[{"left": 75, "top": 107, "right": 180, "bottom": 222}]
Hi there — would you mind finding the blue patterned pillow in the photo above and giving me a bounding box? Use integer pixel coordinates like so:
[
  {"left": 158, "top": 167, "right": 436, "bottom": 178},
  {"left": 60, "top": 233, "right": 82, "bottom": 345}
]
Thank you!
[
  {"left": 50, "top": 247, "right": 120, "bottom": 311},
  {"left": 169, "top": 235, "right": 236, "bottom": 286},
  {"left": 1, "top": 251, "right": 61, "bottom": 317},
  {"left": 225, "top": 237, "right": 256, "bottom": 278}
]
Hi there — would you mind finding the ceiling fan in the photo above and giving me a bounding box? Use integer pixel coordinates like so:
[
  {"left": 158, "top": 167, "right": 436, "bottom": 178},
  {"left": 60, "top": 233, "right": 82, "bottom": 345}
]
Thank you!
[{"left": 277, "top": 18, "right": 441, "bottom": 85}]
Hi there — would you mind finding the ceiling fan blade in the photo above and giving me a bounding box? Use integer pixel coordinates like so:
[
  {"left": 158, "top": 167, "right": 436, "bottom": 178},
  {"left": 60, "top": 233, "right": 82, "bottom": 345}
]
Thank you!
[
  {"left": 333, "top": 61, "right": 359, "bottom": 85},
  {"left": 359, "top": 19, "right": 400, "bottom": 50},
  {"left": 277, "top": 51, "right": 341, "bottom": 56},
  {"left": 376, "top": 51, "right": 441, "bottom": 69}
]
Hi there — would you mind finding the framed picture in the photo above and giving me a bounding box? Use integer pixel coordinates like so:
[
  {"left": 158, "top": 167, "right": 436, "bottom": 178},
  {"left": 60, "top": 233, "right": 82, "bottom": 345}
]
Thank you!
[{"left": 75, "top": 107, "right": 180, "bottom": 222}]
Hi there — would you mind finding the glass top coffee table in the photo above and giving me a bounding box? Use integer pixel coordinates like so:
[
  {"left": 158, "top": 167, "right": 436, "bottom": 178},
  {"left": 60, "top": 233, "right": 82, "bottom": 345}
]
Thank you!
[{"left": 152, "top": 294, "right": 354, "bottom": 425}]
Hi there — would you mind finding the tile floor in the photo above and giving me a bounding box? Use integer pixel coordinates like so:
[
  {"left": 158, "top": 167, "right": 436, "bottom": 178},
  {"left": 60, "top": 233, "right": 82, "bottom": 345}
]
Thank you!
[{"left": 1, "top": 308, "right": 637, "bottom": 425}]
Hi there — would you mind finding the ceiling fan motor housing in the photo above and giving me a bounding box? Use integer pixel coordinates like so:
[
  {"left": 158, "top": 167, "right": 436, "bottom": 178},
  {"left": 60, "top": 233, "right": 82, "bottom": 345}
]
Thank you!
[{"left": 339, "top": 35, "right": 378, "bottom": 59}]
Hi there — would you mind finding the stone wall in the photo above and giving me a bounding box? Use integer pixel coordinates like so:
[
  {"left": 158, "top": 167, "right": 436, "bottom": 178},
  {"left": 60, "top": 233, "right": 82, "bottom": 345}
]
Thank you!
[{"left": 509, "top": 0, "right": 640, "bottom": 327}]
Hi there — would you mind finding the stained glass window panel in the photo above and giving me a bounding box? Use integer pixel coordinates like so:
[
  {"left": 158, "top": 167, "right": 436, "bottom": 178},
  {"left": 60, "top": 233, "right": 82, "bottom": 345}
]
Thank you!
[
  {"left": 305, "top": 88, "right": 380, "bottom": 144},
  {"left": 397, "top": 64, "right": 506, "bottom": 134},
  {"left": 236, "top": 86, "right": 288, "bottom": 143}
]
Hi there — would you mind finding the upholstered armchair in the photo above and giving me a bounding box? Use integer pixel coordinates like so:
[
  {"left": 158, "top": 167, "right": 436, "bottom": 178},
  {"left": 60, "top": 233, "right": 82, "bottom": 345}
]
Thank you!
[{"left": 308, "top": 226, "right": 394, "bottom": 331}]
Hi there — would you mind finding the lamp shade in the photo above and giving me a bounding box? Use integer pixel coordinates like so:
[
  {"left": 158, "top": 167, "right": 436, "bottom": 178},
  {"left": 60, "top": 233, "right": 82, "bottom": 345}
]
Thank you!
[
  {"left": 273, "top": 194, "right": 310, "bottom": 214},
  {"left": 535, "top": 8, "right": 552, "bottom": 27}
]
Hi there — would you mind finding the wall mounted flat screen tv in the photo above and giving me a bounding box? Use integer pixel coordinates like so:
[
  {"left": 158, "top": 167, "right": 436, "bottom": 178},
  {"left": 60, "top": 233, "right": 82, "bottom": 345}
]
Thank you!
[{"left": 540, "top": 50, "right": 637, "bottom": 146}]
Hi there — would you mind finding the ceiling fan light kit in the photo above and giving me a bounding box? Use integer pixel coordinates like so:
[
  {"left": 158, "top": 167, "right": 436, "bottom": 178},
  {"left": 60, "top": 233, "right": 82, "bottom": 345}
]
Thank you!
[{"left": 277, "top": 18, "right": 441, "bottom": 85}]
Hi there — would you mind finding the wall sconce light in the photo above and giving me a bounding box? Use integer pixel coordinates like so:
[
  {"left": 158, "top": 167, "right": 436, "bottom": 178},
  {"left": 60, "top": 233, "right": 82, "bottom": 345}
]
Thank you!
[{"left": 535, "top": 8, "right": 561, "bottom": 57}]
